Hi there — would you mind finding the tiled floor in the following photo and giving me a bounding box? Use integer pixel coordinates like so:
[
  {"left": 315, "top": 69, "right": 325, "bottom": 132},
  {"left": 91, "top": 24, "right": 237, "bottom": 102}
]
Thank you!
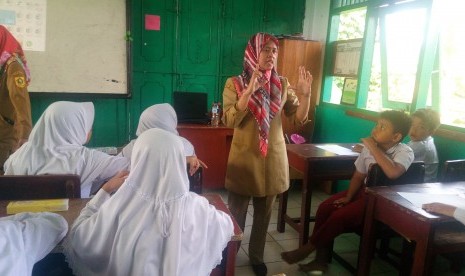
[{"left": 206, "top": 183, "right": 464, "bottom": 276}]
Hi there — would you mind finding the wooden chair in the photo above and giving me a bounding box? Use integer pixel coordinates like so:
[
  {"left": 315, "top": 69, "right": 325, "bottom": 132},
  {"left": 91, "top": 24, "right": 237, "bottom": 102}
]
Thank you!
[
  {"left": 332, "top": 162, "right": 425, "bottom": 274},
  {"left": 0, "top": 174, "right": 81, "bottom": 200},
  {"left": 441, "top": 159, "right": 465, "bottom": 182}
]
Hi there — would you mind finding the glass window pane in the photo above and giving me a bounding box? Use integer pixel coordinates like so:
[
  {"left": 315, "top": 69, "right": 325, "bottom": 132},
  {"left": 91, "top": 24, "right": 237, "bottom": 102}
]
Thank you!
[
  {"left": 384, "top": 8, "right": 426, "bottom": 103},
  {"left": 437, "top": 1, "right": 465, "bottom": 127}
]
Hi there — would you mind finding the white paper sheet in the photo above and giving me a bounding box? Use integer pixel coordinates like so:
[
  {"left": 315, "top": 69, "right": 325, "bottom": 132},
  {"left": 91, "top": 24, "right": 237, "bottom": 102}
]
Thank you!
[
  {"left": 315, "top": 144, "right": 359, "bottom": 156},
  {"left": 398, "top": 192, "right": 465, "bottom": 209}
]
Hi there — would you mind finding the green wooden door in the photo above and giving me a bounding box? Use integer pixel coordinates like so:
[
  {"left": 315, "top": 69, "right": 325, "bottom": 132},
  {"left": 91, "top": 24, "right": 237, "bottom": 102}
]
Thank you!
[
  {"left": 220, "top": 0, "right": 263, "bottom": 80},
  {"left": 177, "top": 0, "right": 220, "bottom": 76},
  {"left": 132, "top": 0, "right": 176, "bottom": 73}
]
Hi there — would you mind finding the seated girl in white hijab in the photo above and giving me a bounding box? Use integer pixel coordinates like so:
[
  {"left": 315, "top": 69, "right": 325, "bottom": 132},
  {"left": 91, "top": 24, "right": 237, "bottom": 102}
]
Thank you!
[
  {"left": 4, "top": 101, "right": 130, "bottom": 198},
  {"left": 119, "top": 103, "right": 207, "bottom": 175},
  {"left": 0, "top": 212, "right": 67, "bottom": 276},
  {"left": 64, "top": 128, "right": 234, "bottom": 276}
]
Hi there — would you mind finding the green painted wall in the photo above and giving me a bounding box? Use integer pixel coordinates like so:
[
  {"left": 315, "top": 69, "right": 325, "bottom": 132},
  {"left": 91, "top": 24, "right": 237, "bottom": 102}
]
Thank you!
[{"left": 29, "top": 0, "right": 305, "bottom": 147}]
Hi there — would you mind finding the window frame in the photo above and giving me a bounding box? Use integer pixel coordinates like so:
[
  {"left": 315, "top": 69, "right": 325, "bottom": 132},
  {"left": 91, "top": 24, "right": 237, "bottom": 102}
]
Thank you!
[{"left": 322, "top": 0, "right": 464, "bottom": 137}]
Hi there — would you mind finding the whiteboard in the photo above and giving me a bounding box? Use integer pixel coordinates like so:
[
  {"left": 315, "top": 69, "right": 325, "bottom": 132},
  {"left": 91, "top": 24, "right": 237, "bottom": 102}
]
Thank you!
[{"left": 0, "top": 0, "right": 128, "bottom": 95}]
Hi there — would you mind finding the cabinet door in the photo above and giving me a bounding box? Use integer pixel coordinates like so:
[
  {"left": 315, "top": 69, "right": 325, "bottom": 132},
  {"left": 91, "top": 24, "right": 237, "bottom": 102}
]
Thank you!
[
  {"left": 220, "top": 0, "right": 263, "bottom": 78},
  {"left": 177, "top": 0, "right": 220, "bottom": 76},
  {"left": 263, "top": 0, "right": 305, "bottom": 35},
  {"left": 133, "top": 0, "right": 176, "bottom": 73}
]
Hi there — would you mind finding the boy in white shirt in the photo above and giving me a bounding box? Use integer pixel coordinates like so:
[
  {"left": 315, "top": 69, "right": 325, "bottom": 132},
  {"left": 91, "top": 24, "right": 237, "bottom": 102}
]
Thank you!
[{"left": 408, "top": 108, "right": 440, "bottom": 182}]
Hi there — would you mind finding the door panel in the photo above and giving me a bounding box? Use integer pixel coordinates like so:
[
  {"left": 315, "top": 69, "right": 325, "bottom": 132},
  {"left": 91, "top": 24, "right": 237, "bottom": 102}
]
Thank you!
[{"left": 177, "top": 0, "right": 220, "bottom": 75}]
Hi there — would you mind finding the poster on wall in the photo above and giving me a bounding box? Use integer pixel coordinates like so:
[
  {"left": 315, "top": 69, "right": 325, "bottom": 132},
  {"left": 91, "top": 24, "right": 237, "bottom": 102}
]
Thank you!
[
  {"left": 0, "top": 0, "right": 47, "bottom": 51},
  {"left": 332, "top": 38, "right": 362, "bottom": 77},
  {"left": 341, "top": 78, "right": 358, "bottom": 105}
]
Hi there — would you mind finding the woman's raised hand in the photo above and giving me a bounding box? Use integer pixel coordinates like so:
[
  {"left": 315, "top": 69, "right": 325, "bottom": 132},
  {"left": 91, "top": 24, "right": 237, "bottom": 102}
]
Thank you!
[
  {"left": 245, "top": 65, "right": 264, "bottom": 96},
  {"left": 295, "top": 66, "right": 313, "bottom": 98}
]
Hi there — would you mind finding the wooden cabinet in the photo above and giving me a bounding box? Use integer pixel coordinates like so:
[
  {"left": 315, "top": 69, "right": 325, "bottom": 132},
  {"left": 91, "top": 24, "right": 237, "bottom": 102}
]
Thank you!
[
  {"left": 276, "top": 38, "right": 322, "bottom": 142},
  {"left": 177, "top": 124, "right": 234, "bottom": 189}
]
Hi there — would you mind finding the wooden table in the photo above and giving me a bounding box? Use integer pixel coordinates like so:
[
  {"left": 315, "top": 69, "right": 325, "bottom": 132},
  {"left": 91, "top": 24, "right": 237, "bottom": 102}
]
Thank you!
[
  {"left": 358, "top": 182, "right": 465, "bottom": 276},
  {"left": 1, "top": 194, "right": 242, "bottom": 276},
  {"left": 278, "top": 143, "right": 358, "bottom": 246},
  {"left": 0, "top": 198, "right": 90, "bottom": 226},
  {"left": 177, "top": 124, "right": 234, "bottom": 189}
]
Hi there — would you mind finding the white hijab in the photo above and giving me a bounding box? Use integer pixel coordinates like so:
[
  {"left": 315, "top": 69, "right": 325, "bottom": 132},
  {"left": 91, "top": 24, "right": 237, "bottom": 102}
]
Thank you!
[
  {"left": 4, "top": 101, "right": 130, "bottom": 198},
  {"left": 120, "top": 103, "right": 195, "bottom": 159},
  {"left": 0, "top": 212, "right": 67, "bottom": 276},
  {"left": 65, "top": 129, "right": 233, "bottom": 276}
]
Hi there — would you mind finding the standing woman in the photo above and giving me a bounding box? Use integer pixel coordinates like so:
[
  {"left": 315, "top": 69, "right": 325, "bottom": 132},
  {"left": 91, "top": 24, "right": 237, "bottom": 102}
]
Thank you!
[
  {"left": 0, "top": 25, "right": 32, "bottom": 174},
  {"left": 222, "top": 32, "right": 313, "bottom": 275}
]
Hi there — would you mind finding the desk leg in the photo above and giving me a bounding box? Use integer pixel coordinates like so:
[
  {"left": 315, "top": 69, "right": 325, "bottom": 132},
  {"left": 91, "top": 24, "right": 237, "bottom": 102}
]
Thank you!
[
  {"left": 357, "top": 194, "right": 377, "bottom": 276},
  {"left": 277, "top": 191, "right": 288, "bottom": 233},
  {"left": 410, "top": 225, "right": 434, "bottom": 276},
  {"left": 299, "top": 165, "right": 312, "bottom": 246},
  {"left": 224, "top": 241, "right": 238, "bottom": 276}
]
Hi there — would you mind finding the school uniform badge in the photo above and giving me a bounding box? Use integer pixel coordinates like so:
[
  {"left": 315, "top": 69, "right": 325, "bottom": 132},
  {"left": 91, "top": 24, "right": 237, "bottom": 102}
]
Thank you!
[{"left": 15, "top": 76, "right": 26, "bottom": 88}]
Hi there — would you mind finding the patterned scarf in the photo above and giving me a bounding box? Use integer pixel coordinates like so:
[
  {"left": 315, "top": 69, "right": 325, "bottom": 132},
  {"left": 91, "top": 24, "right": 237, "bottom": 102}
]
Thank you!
[
  {"left": 0, "top": 25, "right": 31, "bottom": 82},
  {"left": 232, "top": 33, "right": 282, "bottom": 157}
]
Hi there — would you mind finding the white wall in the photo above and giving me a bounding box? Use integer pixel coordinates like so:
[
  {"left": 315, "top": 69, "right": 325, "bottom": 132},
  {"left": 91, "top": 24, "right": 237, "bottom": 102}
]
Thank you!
[{"left": 303, "top": 0, "right": 330, "bottom": 42}]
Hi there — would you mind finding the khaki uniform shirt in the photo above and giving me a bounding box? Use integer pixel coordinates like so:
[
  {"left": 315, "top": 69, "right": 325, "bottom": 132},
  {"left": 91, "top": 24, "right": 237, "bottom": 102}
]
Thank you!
[
  {"left": 222, "top": 77, "right": 307, "bottom": 197},
  {"left": 0, "top": 59, "right": 32, "bottom": 169}
]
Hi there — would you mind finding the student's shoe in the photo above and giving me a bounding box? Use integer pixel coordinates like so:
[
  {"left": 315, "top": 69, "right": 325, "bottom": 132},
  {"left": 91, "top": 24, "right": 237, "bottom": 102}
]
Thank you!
[{"left": 252, "top": 263, "right": 268, "bottom": 276}]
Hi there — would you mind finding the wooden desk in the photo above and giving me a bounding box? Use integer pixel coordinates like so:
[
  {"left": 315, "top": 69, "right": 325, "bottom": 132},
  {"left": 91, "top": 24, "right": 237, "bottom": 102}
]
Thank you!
[
  {"left": 177, "top": 124, "right": 234, "bottom": 189},
  {"left": 204, "top": 193, "right": 243, "bottom": 276},
  {"left": 0, "top": 194, "right": 242, "bottom": 276},
  {"left": 0, "top": 198, "right": 90, "bottom": 226},
  {"left": 358, "top": 182, "right": 465, "bottom": 276},
  {"left": 278, "top": 143, "right": 358, "bottom": 246}
]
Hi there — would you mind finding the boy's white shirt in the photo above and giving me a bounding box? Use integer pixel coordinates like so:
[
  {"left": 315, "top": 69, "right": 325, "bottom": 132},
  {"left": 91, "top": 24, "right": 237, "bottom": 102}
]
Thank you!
[
  {"left": 408, "top": 136, "right": 439, "bottom": 182},
  {"left": 355, "top": 143, "right": 414, "bottom": 176}
]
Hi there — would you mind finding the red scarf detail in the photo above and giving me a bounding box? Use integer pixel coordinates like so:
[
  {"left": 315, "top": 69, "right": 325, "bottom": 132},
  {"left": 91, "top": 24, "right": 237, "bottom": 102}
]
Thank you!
[{"left": 234, "top": 33, "right": 282, "bottom": 157}]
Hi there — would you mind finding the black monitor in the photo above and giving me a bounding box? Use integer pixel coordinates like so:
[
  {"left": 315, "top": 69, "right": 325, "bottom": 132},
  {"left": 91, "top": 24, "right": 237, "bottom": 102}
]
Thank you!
[{"left": 173, "top": 91, "right": 209, "bottom": 124}]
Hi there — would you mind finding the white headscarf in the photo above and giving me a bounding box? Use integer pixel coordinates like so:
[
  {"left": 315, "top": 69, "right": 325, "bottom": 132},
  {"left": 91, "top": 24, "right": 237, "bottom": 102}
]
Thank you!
[
  {"left": 0, "top": 212, "right": 68, "bottom": 276},
  {"left": 4, "top": 101, "right": 130, "bottom": 198},
  {"left": 64, "top": 129, "right": 233, "bottom": 276},
  {"left": 120, "top": 103, "right": 195, "bottom": 159}
]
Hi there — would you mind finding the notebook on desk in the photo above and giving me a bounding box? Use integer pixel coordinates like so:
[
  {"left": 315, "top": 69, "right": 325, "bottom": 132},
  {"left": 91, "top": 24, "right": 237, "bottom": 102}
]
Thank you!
[{"left": 173, "top": 91, "right": 210, "bottom": 124}]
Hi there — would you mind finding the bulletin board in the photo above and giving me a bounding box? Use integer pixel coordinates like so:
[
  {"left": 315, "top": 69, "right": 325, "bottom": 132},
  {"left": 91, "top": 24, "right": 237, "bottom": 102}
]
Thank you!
[
  {"left": 332, "top": 38, "right": 362, "bottom": 78},
  {"left": 0, "top": 0, "right": 130, "bottom": 96}
]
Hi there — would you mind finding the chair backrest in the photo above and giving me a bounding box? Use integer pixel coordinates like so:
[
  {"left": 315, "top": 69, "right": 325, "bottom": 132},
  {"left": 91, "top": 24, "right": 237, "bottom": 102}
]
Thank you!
[
  {"left": 0, "top": 174, "right": 81, "bottom": 200},
  {"left": 187, "top": 166, "right": 203, "bottom": 194},
  {"left": 366, "top": 161, "right": 425, "bottom": 187},
  {"left": 441, "top": 159, "right": 465, "bottom": 182}
]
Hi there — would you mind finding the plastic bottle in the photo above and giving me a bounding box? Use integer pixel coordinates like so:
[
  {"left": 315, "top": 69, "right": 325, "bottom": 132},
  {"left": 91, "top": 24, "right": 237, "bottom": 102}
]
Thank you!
[{"left": 211, "top": 102, "right": 220, "bottom": 127}]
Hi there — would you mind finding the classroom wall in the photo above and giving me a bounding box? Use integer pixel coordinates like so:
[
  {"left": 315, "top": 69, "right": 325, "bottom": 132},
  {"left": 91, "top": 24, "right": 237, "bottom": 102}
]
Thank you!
[{"left": 29, "top": 0, "right": 306, "bottom": 147}]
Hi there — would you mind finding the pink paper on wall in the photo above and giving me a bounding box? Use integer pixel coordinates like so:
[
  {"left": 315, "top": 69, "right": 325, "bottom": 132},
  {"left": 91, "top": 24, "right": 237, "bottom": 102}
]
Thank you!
[{"left": 145, "top": 15, "right": 160, "bottom": 31}]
